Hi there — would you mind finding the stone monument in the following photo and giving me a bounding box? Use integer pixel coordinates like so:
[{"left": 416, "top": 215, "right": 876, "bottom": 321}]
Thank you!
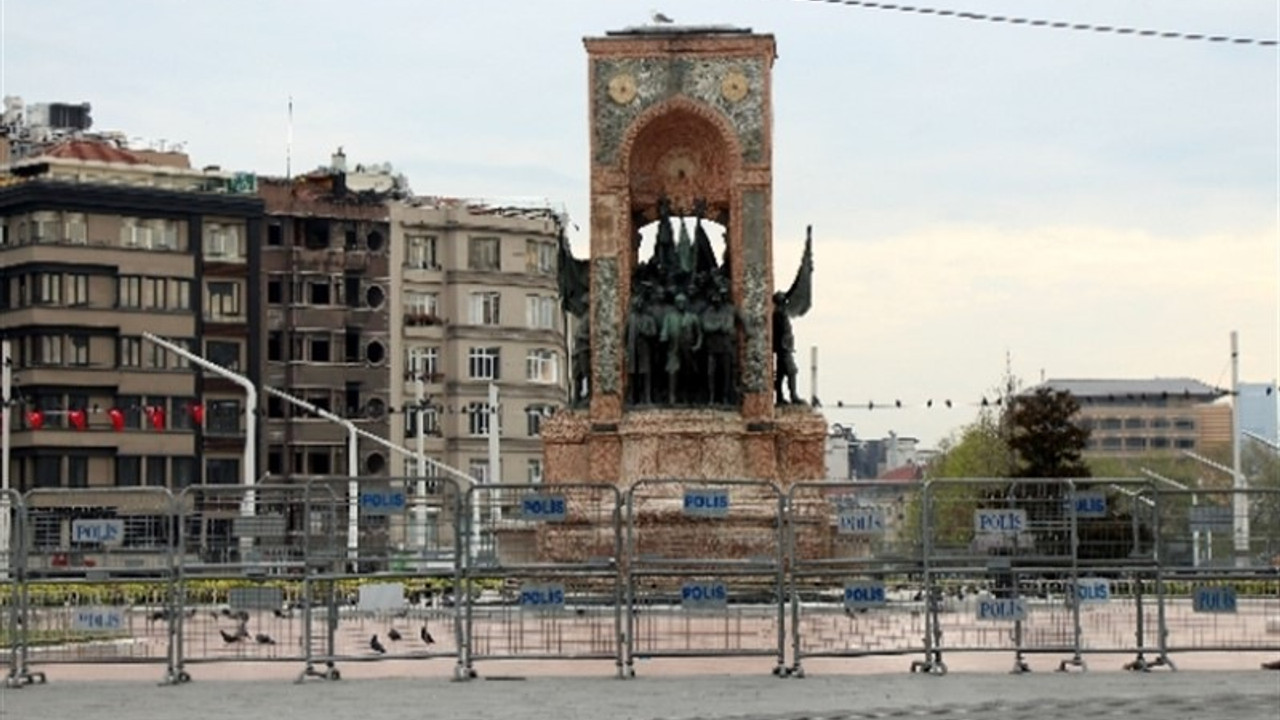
[{"left": 536, "top": 23, "right": 827, "bottom": 562}]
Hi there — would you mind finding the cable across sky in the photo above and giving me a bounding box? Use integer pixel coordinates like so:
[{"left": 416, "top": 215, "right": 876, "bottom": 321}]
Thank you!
[{"left": 794, "top": 0, "right": 1279, "bottom": 47}]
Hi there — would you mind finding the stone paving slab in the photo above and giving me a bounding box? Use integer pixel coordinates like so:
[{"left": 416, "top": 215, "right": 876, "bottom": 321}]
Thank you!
[{"left": 2, "top": 671, "right": 1278, "bottom": 720}]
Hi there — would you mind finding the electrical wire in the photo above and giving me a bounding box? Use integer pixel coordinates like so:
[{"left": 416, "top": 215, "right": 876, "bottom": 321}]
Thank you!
[{"left": 793, "top": 0, "right": 1278, "bottom": 47}]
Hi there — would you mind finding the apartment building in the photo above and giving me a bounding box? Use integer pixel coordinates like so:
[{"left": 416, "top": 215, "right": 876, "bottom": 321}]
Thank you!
[
  {"left": 388, "top": 199, "right": 568, "bottom": 492},
  {"left": 255, "top": 166, "right": 393, "bottom": 487},
  {"left": 0, "top": 137, "right": 262, "bottom": 562},
  {"left": 1038, "top": 378, "right": 1231, "bottom": 455}
]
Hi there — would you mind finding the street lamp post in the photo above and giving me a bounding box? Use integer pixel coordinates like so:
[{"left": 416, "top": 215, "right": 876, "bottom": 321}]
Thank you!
[{"left": 142, "top": 332, "right": 257, "bottom": 555}]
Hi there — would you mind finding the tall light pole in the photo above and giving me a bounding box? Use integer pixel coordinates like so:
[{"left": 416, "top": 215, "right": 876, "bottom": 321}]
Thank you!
[
  {"left": 1230, "top": 331, "right": 1248, "bottom": 567},
  {"left": 263, "top": 386, "right": 359, "bottom": 566},
  {"left": 142, "top": 332, "right": 257, "bottom": 554},
  {"left": 1, "top": 340, "right": 12, "bottom": 580}
]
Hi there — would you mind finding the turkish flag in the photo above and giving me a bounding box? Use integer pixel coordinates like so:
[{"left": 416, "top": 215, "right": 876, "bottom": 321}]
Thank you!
[
  {"left": 25, "top": 410, "right": 44, "bottom": 430},
  {"left": 68, "top": 408, "right": 88, "bottom": 431},
  {"left": 107, "top": 407, "right": 126, "bottom": 432},
  {"left": 188, "top": 403, "right": 205, "bottom": 426},
  {"left": 145, "top": 405, "right": 166, "bottom": 431}
]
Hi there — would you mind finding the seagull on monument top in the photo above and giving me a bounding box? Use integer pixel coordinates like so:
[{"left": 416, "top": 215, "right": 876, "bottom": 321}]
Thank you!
[{"left": 651, "top": 9, "right": 675, "bottom": 24}]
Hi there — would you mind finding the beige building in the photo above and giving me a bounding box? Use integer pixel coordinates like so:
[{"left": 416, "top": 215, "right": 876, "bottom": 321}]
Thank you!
[
  {"left": 387, "top": 199, "right": 568, "bottom": 490},
  {"left": 1038, "top": 378, "right": 1231, "bottom": 455},
  {"left": 0, "top": 137, "right": 261, "bottom": 562}
]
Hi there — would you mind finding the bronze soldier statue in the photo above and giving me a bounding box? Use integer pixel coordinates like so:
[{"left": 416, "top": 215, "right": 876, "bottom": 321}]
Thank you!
[{"left": 773, "top": 226, "right": 813, "bottom": 405}]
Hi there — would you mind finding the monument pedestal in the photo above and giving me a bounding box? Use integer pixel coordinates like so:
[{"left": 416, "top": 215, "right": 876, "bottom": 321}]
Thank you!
[{"left": 542, "top": 406, "right": 825, "bottom": 487}]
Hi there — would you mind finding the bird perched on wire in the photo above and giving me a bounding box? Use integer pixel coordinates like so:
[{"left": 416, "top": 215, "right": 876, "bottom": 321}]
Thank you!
[
  {"left": 651, "top": 9, "right": 674, "bottom": 24},
  {"left": 370, "top": 634, "right": 387, "bottom": 654}
]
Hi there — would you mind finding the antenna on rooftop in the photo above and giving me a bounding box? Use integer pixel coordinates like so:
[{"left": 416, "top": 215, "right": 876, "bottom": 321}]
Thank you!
[{"left": 286, "top": 95, "right": 293, "bottom": 180}]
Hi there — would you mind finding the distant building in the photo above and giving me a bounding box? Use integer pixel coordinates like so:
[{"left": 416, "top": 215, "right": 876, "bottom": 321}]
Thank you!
[
  {"left": 1237, "top": 382, "right": 1278, "bottom": 445},
  {"left": 1036, "top": 378, "right": 1230, "bottom": 455}
]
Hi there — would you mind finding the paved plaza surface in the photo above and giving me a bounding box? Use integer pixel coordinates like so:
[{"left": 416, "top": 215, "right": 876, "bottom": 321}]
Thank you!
[{"left": 2, "top": 661, "right": 1278, "bottom": 720}]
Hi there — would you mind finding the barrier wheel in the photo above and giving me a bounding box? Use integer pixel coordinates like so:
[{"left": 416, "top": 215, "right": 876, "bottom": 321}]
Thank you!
[
  {"left": 792, "top": 667, "right": 806, "bottom": 679},
  {"left": 326, "top": 669, "right": 341, "bottom": 681},
  {"left": 179, "top": 671, "right": 191, "bottom": 683}
]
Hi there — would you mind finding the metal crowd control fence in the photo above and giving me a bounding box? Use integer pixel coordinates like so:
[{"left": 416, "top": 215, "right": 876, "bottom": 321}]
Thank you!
[
  {"left": 462, "top": 482, "right": 624, "bottom": 678},
  {"left": 625, "top": 478, "right": 787, "bottom": 677},
  {"left": 2, "top": 489, "right": 29, "bottom": 686},
  {"left": 15, "top": 487, "right": 179, "bottom": 683},
  {"left": 922, "top": 478, "right": 1083, "bottom": 674},
  {"left": 172, "top": 482, "right": 338, "bottom": 683},
  {"left": 1069, "top": 479, "right": 1167, "bottom": 671},
  {"left": 299, "top": 476, "right": 465, "bottom": 682},
  {"left": 1152, "top": 488, "right": 1280, "bottom": 665},
  {"left": 786, "top": 481, "right": 928, "bottom": 677}
]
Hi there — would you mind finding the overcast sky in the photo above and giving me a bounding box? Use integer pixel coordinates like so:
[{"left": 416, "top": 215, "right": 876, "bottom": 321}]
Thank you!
[{"left": 5, "top": 0, "right": 1277, "bottom": 446}]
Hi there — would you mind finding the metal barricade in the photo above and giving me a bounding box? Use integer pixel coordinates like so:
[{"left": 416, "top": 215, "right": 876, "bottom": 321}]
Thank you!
[
  {"left": 625, "top": 478, "right": 787, "bottom": 677},
  {"left": 922, "top": 478, "right": 1082, "bottom": 674},
  {"left": 299, "top": 476, "right": 465, "bottom": 681},
  {"left": 1069, "top": 479, "right": 1167, "bottom": 671},
  {"left": 16, "top": 487, "right": 179, "bottom": 683},
  {"left": 1, "top": 489, "right": 30, "bottom": 686},
  {"left": 461, "top": 482, "right": 623, "bottom": 678},
  {"left": 173, "top": 482, "right": 338, "bottom": 683},
  {"left": 1152, "top": 488, "right": 1280, "bottom": 666},
  {"left": 786, "top": 481, "right": 927, "bottom": 677}
]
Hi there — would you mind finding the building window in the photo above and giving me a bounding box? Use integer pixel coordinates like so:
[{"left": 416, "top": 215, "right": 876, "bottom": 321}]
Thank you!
[
  {"left": 468, "top": 347, "right": 501, "bottom": 380},
  {"left": 203, "top": 223, "right": 241, "bottom": 259},
  {"left": 468, "top": 236, "right": 500, "bottom": 271},
  {"left": 121, "top": 219, "right": 152, "bottom": 248},
  {"left": 205, "top": 281, "right": 241, "bottom": 320},
  {"left": 267, "top": 331, "right": 283, "bottom": 361},
  {"left": 35, "top": 272, "right": 61, "bottom": 304},
  {"left": 526, "top": 405, "right": 552, "bottom": 436},
  {"left": 170, "top": 278, "right": 190, "bottom": 310},
  {"left": 307, "top": 279, "right": 332, "bottom": 305},
  {"left": 67, "top": 456, "right": 89, "bottom": 488},
  {"left": 1099, "top": 418, "right": 1122, "bottom": 431},
  {"left": 65, "top": 213, "right": 88, "bottom": 244},
  {"left": 66, "top": 274, "right": 89, "bottom": 306},
  {"left": 310, "top": 335, "right": 331, "bottom": 363},
  {"left": 145, "top": 456, "right": 167, "bottom": 487},
  {"left": 118, "top": 337, "right": 142, "bottom": 368},
  {"left": 207, "top": 400, "right": 242, "bottom": 435},
  {"left": 116, "top": 456, "right": 142, "bottom": 487},
  {"left": 406, "top": 345, "right": 439, "bottom": 380},
  {"left": 468, "top": 458, "right": 490, "bottom": 484},
  {"left": 526, "top": 295, "right": 556, "bottom": 330},
  {"left": 35, "top": 335, "right": 62, "bottom": 366},
  {"left": 152, "top": 220, "right": 178, "bottom": 250},
  {"left": 118, "top": 276, "right": 142, "bottom": 308},
  {"left": 206, "top": 458, "right": 240, "bottom": 485},
  {"left": 1124, "top": 418, "right": 1145, "bottom": 430},
  {"left": 206, "top": 340, "right": 241, "bottom": 371},
  {"left": 68, "top": 335, "right": 89, "bottom": 366},
  {"left": 467, "top": 402, "right": 493, "bottom": 436},
  {"left": 142, "top": 277, "right": 167, "bottom": 310},
  {"left": 267, "top": 278, "right": 284, "bottom": 305},
  {"left": 34, "top": 457, "right": 61, "bottom": 489},
  {"left": 407, "top": 234, "right": 438, "bottom": 269},
  {"left": 172, "top": 457, "right": 196, "bottom": 489},
  {"left": 527, "top": 459, "right": 543, "bottom": 485},
  {"left": 526, "top": 349, "right": 559, "bottom": 384},
  {"left": 405, "top": 405, "right": 440, "bottom": 436},
  {"left": 1174, "top": 418, "right": 1195, "bottom": 431},
  {"left": 525, "top": 239, "right": 556, "bottom": 275},
  {"left": 468, "top": 291, "right": 501, "bottom": 326},
  {"left": 1124, "top": 437, "right": 1147, "bottom": 450},
  {"left": 1175, "top": 438, "right": 1196, "bottom": 449},
  {"left": 267, "top": 222, "right": 283, "bottom": 246},
  {"left": 404, "top": 291, "right": 440, "bottom": 325}
]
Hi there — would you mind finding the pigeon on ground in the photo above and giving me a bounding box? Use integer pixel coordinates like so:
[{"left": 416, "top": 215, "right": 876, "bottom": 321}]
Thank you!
[
  {"left": 219, "top": 629, "right": 241, "bottom": 644},
  {"left": 255, "top": 633, "right": 276, "bottom": 645},
  {"left": 370, "top": 634, "right": 387, "bottom": 654},
  {"left": 387, "top": 628, "right": 402, "bottom": 641},
  {"left": 420, "top": 626, "right": 435, "bottom": 645}
]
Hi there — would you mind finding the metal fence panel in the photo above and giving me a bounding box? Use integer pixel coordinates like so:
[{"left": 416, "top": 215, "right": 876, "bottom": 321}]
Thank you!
[
  {"left": 625, "top": 478, "right": 786, "bottom": 677},
  {"left": 298, "top": 476, "right": 465, "bottom": 681},
  {"left": 1153, "top": 488, "right": 1280, "bottom": 661},
  {"left": 923, "top": 478, "right": 1082, "bottom": 673},
  {"left": 1, "top": 490, "right": 31, "bottom": 686},
  {"left": 786, "top": 481, "right": 927, "bottom": 676},
  {"left": 463, "top": 482, "right": 623, "bottom": 678},
  {"left": 173, "top": 482, "right": 338, "bottom": 682},
  {"left": 17, "top": 487, "right": 178, "bottom": 682}
]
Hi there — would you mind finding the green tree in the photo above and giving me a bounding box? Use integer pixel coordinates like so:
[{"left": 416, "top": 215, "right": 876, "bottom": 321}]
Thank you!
[{"left": 1007, "top": 387, "right": 1090, "bottom": 478}]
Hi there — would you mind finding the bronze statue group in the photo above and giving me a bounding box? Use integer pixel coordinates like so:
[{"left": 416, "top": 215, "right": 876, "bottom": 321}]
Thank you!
[{"left": 559, "top": 197, "right": 813, "bottom": 410}]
